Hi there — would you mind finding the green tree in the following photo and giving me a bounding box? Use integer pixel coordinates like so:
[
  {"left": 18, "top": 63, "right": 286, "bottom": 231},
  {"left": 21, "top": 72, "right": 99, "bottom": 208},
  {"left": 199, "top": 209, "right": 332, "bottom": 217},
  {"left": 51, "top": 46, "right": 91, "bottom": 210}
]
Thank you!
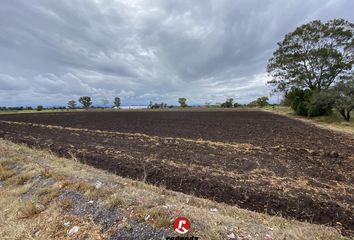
[
  {"left": 67, "top": 100, "right": 77, "bottom": 109},
  {"left": 333, "top": 79, "right": 354, "bottom": 121},
  {"left": 256, "top": 96, "right": 269, "bottom": 108},
  {"left": 114, "top": 97, "right": 121, "bottom": 108},
  {"left": 221, "top": 98, "right": 234, "bottom": 108},
  {"left": 79, "top": 96, "right": 92, "bottom": 109},
  {"left": 233, "top": 102, "right": 240, "bottom": 108},
  {"left": 267, "top": 19, "right": 354, "bottom": 93},
  {"left": 178, "top": 98, "right": 187, "bottom": 108},
  {"left": 36, "top": 105, "right": 44, "bottom": 111}
]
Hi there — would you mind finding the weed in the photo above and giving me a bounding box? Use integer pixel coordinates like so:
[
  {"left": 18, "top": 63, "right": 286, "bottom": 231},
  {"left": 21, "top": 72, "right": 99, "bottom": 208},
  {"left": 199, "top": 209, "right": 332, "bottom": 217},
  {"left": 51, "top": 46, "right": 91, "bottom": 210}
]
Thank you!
[
  {"left": 107, "top": 195, "right": 126, "bottom": 209},
  {"left": 40, "top": 168, "right": 53, "bottom": 178},
  {"left": 60, "top": 198, "right": 73, "bottom": 210},
  {"left": 16, "top": 175, "right": 30, "bottom": 185},
  {"left": 0, "top": 163, "right": 14, "bottom": 181},
  {"left": 149, "top": 208, "right": 171, "bottom": 228},
  {"left": 20, "top": 202, "right": 42, "bottom": 218}
]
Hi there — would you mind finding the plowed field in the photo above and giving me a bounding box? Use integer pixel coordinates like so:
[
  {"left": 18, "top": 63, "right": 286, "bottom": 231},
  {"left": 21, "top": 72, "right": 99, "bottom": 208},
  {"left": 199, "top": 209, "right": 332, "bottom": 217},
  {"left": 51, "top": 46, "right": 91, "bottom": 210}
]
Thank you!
[{"left": 0, "top": 110, "right": 353, "bottom": 236}]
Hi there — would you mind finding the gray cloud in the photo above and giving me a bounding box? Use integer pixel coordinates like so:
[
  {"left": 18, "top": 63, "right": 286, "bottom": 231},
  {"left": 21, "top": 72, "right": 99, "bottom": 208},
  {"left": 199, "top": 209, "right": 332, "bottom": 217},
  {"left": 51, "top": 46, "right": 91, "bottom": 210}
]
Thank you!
[{"left": 0, "top": 0, "right": 353, "bottom": 106}]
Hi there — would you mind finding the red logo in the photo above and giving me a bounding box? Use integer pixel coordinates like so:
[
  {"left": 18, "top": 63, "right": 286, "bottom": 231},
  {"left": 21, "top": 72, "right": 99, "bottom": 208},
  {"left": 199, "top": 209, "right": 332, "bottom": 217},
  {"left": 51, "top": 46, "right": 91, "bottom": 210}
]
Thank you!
[{"left": 173, "top": 217, "right": 191, "bottom": 234}]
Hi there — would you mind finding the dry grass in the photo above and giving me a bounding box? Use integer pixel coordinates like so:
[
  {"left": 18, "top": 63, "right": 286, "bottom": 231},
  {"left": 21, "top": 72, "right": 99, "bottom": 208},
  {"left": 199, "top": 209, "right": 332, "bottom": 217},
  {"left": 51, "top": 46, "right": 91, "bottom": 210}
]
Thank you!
[
  {"left": 0, "top": 163, "right": 14, "bottom": 181},
  {"left": 19, "top": 202, "right": 43, "bottom": 219},
  {"left": 0, "top": 138, "right": 348, "bottom": 240},
  {"left": 264, "top": 106, "right": 354, "bottom": 135},
  {"left": 59, "top": 198, "right": 73, "bottom": 210}
]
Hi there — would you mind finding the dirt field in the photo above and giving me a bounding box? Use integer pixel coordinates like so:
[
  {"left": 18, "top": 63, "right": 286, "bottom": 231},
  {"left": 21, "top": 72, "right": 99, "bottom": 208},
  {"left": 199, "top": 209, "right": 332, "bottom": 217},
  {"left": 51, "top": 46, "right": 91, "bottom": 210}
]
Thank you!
[{"left": 0, "top": 110, "right": 353, "bottom": 236}]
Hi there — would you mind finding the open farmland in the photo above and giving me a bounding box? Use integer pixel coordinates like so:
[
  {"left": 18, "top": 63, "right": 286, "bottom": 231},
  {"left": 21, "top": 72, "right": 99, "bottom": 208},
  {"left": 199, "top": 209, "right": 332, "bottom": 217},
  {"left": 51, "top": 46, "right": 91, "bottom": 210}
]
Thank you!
[{"left": 0, "top": 110, "right": 353, "bottom": 236}]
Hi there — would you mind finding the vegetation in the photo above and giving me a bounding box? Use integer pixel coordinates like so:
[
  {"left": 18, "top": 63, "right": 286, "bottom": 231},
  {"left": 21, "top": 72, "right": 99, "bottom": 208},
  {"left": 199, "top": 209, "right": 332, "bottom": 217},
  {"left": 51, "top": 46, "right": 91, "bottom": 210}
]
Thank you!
[
  {"left": 36, "top": 105, "right": 44, "bottom": 111},
  {"left": 333, "top": 79, "right": 354, "bottom": 121},
  {"left": 67, "top": 100, "right": 77, "bottom": 109},
  {"left": 178, "top": 98, "right": 187, "bottom": 108},
  {"left": 78, "top": 96, "right": 92, "bottom": 109},
  {"left": 148, "top": 102, "right": 168, "bottom": 109},
  {"left": 221, "top": 98, "right": 234, "bottom": 108},
  {"left": 268, "top": 18, "right": 354, "bottom": 121},
  {"left": 248, "top": 96, "right": 269, "bottom": 108},
  {"left": 113, "top": 97, "right": 121, "bottom": 108}
]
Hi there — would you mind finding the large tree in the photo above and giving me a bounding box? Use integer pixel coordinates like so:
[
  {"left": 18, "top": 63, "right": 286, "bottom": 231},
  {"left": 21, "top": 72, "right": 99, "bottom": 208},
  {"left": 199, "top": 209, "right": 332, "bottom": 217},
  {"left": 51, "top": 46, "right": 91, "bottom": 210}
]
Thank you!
[
  {"left": 267, "top": 19, "right": 354, "bottom": 92},
  {"left": 79, "top": 96, "right": 92, "bottom": 109}
]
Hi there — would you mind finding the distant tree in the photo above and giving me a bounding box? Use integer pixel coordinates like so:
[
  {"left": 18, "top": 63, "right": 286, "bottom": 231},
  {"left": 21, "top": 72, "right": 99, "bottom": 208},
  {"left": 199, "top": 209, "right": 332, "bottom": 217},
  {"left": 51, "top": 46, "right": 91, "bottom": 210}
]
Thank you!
[
  {"left": 267, "top": 19, "right": 354, "bottom": 93},
  {"left": 25, "top": 106, "right": 33, "bottom": 110},
  {"left": 148, "top": 101, "right": 153, "bottom": 109},
  {"left": 79, "top": 96, "right": 92, "bottom": 109},
  {"left": 233, "top": 102, "right": 240, "bottom": 108},
  {"left": 221, "top": 98, "right": 234, "bottom": 108},
  {"left": 67, "top": 100, "right": 77, "bottom": 109},
  {"left": 178, "top": 98, "right": 187, "bottom": 108},
  {"left": 333, "top": 79, "right": 354, "bottom": 121},
  {"left": 114, "top": 97, "right": 121, "bottom": 108},
  {"left": 36, "top": 105, "right": 44, "bottom": 111},
  {"left": 256, "top": 96, "right": 269, "bottom": 108},
  {"left": 150, "top": 103, "right": 160, "bottom": 109}
]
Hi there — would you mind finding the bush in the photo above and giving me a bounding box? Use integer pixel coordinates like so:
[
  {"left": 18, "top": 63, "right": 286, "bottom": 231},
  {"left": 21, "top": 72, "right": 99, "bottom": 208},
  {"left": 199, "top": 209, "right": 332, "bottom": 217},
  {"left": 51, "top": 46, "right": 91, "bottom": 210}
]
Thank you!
[
  {"left": 307, "top": 91, "right": 335, "bottom": 116},
  {"left": 36, "top": 105, "right": 44, "bottom": 111},
  {"left": 285, "top": 88, "right": 335, "bottom": 116}
]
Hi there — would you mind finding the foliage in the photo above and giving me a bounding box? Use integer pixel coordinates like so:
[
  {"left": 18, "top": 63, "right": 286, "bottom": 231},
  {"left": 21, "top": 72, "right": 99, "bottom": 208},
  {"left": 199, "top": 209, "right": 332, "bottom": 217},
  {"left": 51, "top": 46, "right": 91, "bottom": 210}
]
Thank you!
[
  {"left": 267, "top": 19, "right": 354, "bottom": 93},
  {"left": 36, "top": 105, "right": 44, "bottom": 111},
  {"left": 233, "top": 102, "right": 240, "bottom": 108},
  {"left": 307, "top": 91, "right": 335, "bottom": 117},
  {"left": 285, "top": 88, "right": 335, "bottom": 117},
  {"left": 114, "top": 97, "right": 121, "bottom": 108},
  {"left": 333, "top": 79, "right": 354, "bottom": 121},
  {"left": 256, "top": 96, "right": 269, "bottom": 108},
  {"left": 221, "top": 98, "right": 234, "bottom": 108},
  {"left": 78, "top": 96, "right": 92, "bottom": 109},
  {"left": 178, "top": 98, "right": 187, "bottom": 108},
  {"left": 67, "top": 100, "right": 77, "bottom": 109},
  {"left": 149, "top": 102, "right": 168, "bottom": 109}
]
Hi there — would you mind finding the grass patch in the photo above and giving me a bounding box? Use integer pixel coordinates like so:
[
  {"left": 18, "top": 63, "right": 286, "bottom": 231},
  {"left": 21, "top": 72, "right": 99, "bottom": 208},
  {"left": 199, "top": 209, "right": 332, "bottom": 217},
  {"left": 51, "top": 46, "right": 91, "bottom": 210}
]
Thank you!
[
  {"left": 16, "top": 174, "right": 31, "bottom": 185},
  {"left": 19, "top": 202, "right": 43, "bottom": 218},
  {"left": 107, "top": 194, "right": 127, "bottom": 209},
  {"left": 0, "top": 163, "right": 14, "bottom": 181},
  {"left": 59, "top": 198, "right": 73, "bottom": 210}
]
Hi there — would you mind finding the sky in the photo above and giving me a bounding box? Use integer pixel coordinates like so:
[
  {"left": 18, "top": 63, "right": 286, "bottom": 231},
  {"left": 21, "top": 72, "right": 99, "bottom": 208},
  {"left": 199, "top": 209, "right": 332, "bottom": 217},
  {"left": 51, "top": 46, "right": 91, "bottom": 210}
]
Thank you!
[{"left": 1, "top": 0, "right": 354, "bottom": 107}]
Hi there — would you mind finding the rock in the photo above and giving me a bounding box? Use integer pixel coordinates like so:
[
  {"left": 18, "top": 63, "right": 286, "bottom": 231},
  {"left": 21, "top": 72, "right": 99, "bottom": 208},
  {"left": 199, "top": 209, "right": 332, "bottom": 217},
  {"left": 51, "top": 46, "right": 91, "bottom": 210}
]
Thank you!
[
  {"left": 67, "top": 226, "right": 80, "bottom": 235},
  {"left": 210, "top": 208, "right": 218, "bottom": 212},
  {"left": 95, "top": 181, "right": 103, "bottom": 189},
  {"left": 227, "top": 232, "right": 236, "bottom": 239},
  {"left": 63, "top": 221, "right": 70, "bottom": 227}
]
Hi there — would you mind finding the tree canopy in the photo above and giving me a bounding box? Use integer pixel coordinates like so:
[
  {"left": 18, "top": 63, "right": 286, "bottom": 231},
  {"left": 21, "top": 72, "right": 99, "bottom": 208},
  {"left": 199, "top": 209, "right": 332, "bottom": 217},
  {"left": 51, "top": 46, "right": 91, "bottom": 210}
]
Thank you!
[
  {"left": 267, "top": 19, "right": 354, "bottom": 92},
  {"left": 79, "top": 96, "right": 92, "bottom": 109}
]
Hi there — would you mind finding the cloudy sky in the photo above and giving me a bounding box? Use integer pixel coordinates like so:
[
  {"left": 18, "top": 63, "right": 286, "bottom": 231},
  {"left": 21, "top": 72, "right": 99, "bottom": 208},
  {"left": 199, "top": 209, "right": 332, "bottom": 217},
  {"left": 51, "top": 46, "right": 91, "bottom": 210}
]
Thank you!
[{"left": 1, "top": 0, "right": 353, "bottom": 107}]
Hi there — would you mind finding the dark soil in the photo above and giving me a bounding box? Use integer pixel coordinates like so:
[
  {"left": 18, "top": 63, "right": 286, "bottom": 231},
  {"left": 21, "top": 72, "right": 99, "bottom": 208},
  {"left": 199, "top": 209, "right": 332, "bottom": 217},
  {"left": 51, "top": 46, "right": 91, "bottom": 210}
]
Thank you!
[{"left": 0, "top": 110, "right": 353, "bottom": 236}]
